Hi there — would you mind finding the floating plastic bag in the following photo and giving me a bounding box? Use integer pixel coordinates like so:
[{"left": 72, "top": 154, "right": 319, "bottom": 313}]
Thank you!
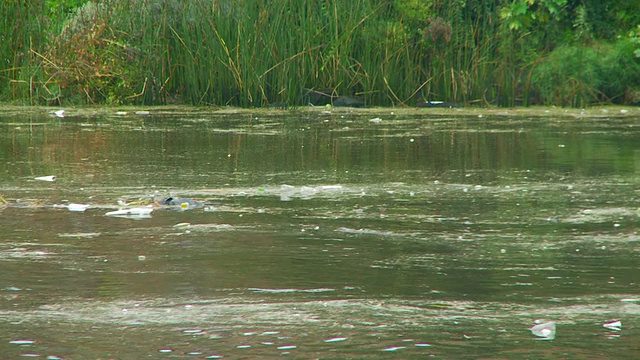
[
  {"left": 531, "top": 321, "right": 556, "bottom": 340},
  {"left": 603, "top": 320, "right": 621, "bottom": 331},
  {"left": 106, "top": 206, "right": 153, "bottom": 218},
  {"left": 67, "top": 204, "right": 90, "bottom": 212},
  {"left": 34, "top": 175, "right": 56, "bottom": 182}
]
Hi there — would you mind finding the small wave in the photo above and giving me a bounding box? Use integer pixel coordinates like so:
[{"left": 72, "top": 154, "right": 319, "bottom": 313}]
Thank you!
[
  {"left": 336, "top": 227, "right": 397, "bottom": 236},
  {"left": 247, "top": 288, "right": 335, "bottom": 294}
]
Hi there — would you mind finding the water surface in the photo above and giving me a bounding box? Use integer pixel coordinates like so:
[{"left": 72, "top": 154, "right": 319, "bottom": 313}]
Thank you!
[{"left": 1, "top": 107, "right": 639, "bottom": 358}]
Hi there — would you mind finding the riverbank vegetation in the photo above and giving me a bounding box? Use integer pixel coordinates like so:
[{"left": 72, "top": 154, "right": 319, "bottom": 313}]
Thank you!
[{"left": 2, "top": 0, "right": 640, "bottom": 107}]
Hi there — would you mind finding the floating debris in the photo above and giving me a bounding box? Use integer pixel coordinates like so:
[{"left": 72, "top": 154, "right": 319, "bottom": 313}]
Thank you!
[
  {"left": 277, "top": 345, "right": 297, "bottom": 350},
  {"left": 9, "top": 339, "right": 35, "bottom": 345},
  {"left": 158, "top": 348, "right": 173, "bottom": 353},
  {"left": 531, "top": 321, "right": 556, "bottom": 340},
  {"left": 603, "top": 320, "right": 621, "bottom": 331},
  {"left": 67, "top": 203, "right": 90, "bottom": 212},
  {"left": 236, "top": 344, "right": 251, "bottom": 349},
  {"left": 105, "top": 206, "right": 153, "bottom": 217},
  {"left": 324, "top": 337, "right": 347, "bottom": 343},
  {"left": 34, "top": 175, "right": 56, "bottom": 182},
  {"left": 369, "top": 117, "right": 382, "bottom": 124},
  {"left": 53, "top": 109, "right": 65, "bottom": 118},
  {"left": 383, "top": 346, "right": 406, "bottom": 352},
  {"left": 159, "top": 197, "right": 203, "bottom": 210}
]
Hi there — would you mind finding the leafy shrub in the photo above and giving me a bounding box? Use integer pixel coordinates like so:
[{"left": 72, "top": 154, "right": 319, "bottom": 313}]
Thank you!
[{"left": 531, "top": 38, "right": 640, "bottom": 107}]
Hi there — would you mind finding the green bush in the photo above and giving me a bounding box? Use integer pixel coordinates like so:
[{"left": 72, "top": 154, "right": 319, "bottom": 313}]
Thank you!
[{"left": 531, "top": 38, "right": 640, "bottom": 107}]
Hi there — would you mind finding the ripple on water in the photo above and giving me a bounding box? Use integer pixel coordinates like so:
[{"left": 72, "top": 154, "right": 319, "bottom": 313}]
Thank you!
[{"left": 247, "top": 287, "right": 336, "bottom": 294}]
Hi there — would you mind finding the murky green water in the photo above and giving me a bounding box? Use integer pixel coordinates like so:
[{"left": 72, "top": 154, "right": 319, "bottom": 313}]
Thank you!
[{"left": 1, "top": 108, "right": 639, "bottom": 358}]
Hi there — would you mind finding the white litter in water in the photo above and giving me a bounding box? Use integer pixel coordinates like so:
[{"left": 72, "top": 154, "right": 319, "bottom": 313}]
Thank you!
[
  {"left": 383, "top": 346, "right": 406, "bottom": 352},
  {"left": 369, "top": 117, "right": 382, "bottom": 123},
  {"left": 324, "top": 337, "right": 347, "bottom": 343},
  {"left": 67, "top": 203, "right": 90, "bottom": 212},
  {"left": 276, "top": 345, "right": 297, "bottom": 350},
  {"left": 34, "top": 175, "right": 56, "bottom": 182},
  {"left": 9, "top": 339, "right": 35, "bottom": 345},
  {"left": 105, "top": 206, "right": 153, "bottom": 216},
  {"left": 54, "top": 109, "right": 65, "bottom": 118},
  {"left": 531, "top": 321, "right": 556, "bottom": 340},
  {"left": 603, "top": 320, "right": 621, "bottom": 331}
]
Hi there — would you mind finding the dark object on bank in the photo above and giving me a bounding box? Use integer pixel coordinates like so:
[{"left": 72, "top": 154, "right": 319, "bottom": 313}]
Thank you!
[
  {"left": 416, "top": 100, "right": 461, "bottom": 108},
  {"left": 159, "top": 197, "right": 203, "bottom": 209},
  {"left": 306, "top": 88, "right": 337, "bottom": 106},
  {"left": 267, "top": 101, "right": 289, "bottom": 110},
  {"left": 333, "top": 96, "right": 365, "bottom": 108},
  {"left": 306, "top": 88, "right": 366, "bottom": 107}
]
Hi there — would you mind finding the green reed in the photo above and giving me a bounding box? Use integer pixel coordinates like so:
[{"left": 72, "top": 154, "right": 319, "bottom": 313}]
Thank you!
[
  {"left": 2, "top": 0, "right": 637, "bottom": 107},
  {"left": 0, "top": 1, "right": 53, "bottom": 104}
]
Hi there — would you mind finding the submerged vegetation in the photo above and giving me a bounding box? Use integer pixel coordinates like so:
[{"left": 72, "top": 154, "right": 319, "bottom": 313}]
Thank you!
[{"left": 1, "top": 0, "right": 640, "bottom": 107}]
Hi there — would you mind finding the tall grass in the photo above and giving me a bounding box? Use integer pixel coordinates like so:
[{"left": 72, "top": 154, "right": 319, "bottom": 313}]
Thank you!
[
  {"left": 1, "top": 0, "right": 638, "bottom": 107},
  {"left": 0, "top": 1, "right": 55, "bottom": 104}
]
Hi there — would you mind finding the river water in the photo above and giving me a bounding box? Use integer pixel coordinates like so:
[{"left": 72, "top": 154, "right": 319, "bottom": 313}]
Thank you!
[{"left": 0, "top": 107, "right": 639, "bottom": 358}]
